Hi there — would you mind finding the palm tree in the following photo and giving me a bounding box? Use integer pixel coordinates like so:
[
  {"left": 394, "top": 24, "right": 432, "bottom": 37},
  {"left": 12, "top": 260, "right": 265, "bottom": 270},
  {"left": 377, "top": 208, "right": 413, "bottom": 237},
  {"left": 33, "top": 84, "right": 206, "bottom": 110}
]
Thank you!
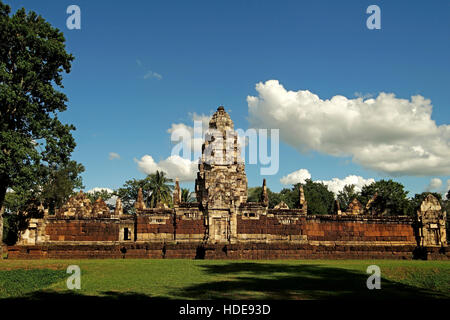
[
  {"left": 147, "top": 171, "right": 173, "bottom": 208},
  {"left": 181, "top": 188, "right": 195, "bottom": 203}
]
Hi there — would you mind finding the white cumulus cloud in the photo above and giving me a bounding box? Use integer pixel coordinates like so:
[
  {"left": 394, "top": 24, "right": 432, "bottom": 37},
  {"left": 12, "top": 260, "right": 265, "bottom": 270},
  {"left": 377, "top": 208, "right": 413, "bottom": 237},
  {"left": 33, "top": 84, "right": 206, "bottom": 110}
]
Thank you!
[
  {"left": 426, "top": 178, "right": 443, "bottom": 191},
  {"left": 247, "top": 80, "right": 450, "bottom": 176},
  {"left": 317, "top": 175, "right": 375, "bottom": 195},
  {"left": 86, "top": 187, "right": 114, "bottom": 194},
  {"left": 280, "top": 169, "right": 311, "bottom": 185},
  {"left": 167, "top": 113, "right": 211, "bottom": 156},
  {"left": 143, "top": 70, "right": 162, "bottom": 80},
  {"left": 108, "top": 152, "right": 120, "bottom": 160},
  {"left": 280, "top": 168, "right": 374, "bottom": 195},
  {"left": 135, "top": 154, "right": 197, "bottom": 181}
]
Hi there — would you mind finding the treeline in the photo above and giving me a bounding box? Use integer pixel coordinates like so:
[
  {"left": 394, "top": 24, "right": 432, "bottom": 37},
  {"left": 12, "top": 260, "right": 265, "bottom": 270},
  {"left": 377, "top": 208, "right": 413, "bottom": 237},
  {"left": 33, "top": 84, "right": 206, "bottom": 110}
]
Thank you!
[{"left": 248, "top": 179, "right": 450, "bottom": 217}]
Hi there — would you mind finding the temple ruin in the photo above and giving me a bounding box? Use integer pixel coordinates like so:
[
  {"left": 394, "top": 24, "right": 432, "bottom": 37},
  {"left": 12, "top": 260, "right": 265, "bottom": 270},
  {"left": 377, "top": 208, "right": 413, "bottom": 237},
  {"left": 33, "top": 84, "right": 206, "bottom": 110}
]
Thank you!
[{"left": 5, "top": 107, "right": 449, "bottom": 259}]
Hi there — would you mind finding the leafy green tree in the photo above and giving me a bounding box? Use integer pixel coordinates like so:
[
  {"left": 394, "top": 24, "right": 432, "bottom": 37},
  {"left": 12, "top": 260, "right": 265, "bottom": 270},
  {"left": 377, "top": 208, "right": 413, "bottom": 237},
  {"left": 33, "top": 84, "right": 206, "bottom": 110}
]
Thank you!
[
  {"left": 247, "top": 186, "right": 282, "bottom": 208},
  {"left": 295, "top": 179, "right": 334, "bottom": 215},
  {"left": 2, "top": 211, "right": 26, "bottom": 245},
  {"left": 114, "top": 171, "right": 174, "bottom": 212},
  {"left": 181, "top": 188, "right": 195, "bottom": 203},
  {"left": 360, "top": 180, "right": 409, "bottom": 215},
  {"left": 279, "top": 187, "right": 297, "bottom": 209},
  {"left": 247, "top": 187, "right": 262, "bottom": 202},
  {"left": 2, "top": 189, "right": 42, "bottom": 245},
  {"left": 0, "top": 2, "right": 78, "bottom": 217},
  {"left": 337, "top": 184, "right": 360, "bottom": 212},
  {"left": 147, "top": 171, "right": 173, "bottom": 208},
  {"left": 86, "top": 189, "right": 113, "bottom": 204},
  {"left": 39, "top": 161, "right": 84, "bottom": 214},
  {"left": 115, "top": 178, "right": 151, "bottom": 214}
]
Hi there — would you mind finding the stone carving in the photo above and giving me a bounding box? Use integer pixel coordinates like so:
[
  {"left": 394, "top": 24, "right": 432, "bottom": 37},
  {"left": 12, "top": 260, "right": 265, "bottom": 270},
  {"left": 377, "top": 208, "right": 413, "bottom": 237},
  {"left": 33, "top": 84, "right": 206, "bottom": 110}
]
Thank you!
[
  {"left": 417, "top": 194, "right": 447, "bottom": 247},
  {"left": 92, "top": 198, "right": 110, "bottom": 216},
  {"left": 299, "top": 185, "right": 307, "bottom": 212},
  {"left": 55, "top": 191, "right": 111, "bottom": 217},
  {"left": 346, "top": 198, "right": 363, "bottom": 215},
  {"left": 114, "top": 197, "right": 123, "bottom": 216},
  {"left": 274, "top": 201, "right": 289, "bottom": 209},
  {"left": 135, "top": 188, "right": 146, "bottom": 210},
  {"left": 57, "top": 191, "right": 93, "bottom": 217},
  {"left": 262, "top": 179, "right": 268, "bottom": 206},
  {"left": 173, "top": 178, "right": 181, "bottom": 206}
]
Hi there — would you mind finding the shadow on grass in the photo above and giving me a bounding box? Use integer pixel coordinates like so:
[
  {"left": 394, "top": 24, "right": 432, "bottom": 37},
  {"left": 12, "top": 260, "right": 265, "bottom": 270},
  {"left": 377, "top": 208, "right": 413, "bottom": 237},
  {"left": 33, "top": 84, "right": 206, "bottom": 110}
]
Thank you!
[
  {"left": 0, "top": 290, "right": 169, "bottom": 304},
  {"left": 170, "top": 262, "right": 448, "bottom": 300},
  {"left": 0, "top": 262, "right": 447, "bottom": 302}
]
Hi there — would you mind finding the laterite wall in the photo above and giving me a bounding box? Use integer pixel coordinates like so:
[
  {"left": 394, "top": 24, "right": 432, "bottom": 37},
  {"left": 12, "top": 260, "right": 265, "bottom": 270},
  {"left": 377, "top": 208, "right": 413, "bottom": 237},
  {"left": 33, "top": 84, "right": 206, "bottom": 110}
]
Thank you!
[
  {"left": 237, "top": 215, "right": 416, "bottom": 244},
  {"left": 45, "top": 219, "right": 120, "bottom": 242},
  {"left": 6, "top": 243, "right": 450, "bottom": 260}
]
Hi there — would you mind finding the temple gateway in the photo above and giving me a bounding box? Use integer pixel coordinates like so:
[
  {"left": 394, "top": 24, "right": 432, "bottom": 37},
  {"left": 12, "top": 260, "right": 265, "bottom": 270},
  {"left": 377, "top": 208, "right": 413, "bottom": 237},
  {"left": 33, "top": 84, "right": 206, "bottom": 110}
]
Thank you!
[{"left": 7, "top": 107, "right": 448, "bottom": 259}]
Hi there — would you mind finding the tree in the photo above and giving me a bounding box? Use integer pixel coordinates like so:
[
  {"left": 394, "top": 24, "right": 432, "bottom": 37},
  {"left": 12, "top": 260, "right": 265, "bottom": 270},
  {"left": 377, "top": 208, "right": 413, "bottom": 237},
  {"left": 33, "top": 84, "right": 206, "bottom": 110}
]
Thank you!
[
  {"left": 147, "top": 171, "right": 173, "bottom": 208},
  {"left": 86, "top": 189, "right": 113, "bottom": 204},
  {"left": 247, "top": 186, "right": 282, "bottom": 208},
  {"left": 39, "top": 161, "right": 84, "bottom": 214},
  {"left": 279, "top": 187, "right": 297, "bottom": 209},
  {"left": 115, "top": 178, "right": 151, "bottom": 214},
  {"left": 181, "top": 188, "right": 195, "bottom": 203},
  {"left": 114, "top": 171, "right": 174, "bottom": 212},
  {"left": 2, "top": 189, "right": 44, "bottom": 245},
  {"left": 295, "top": 179, "right": 334, "bottom": 215},
  {"left": 337, "top": 184, "right": 360, "bottom": 212},
  {"left": 0, "top": 2, "right": 77, "bottom": 218},
  {"left": 360, "top": 180, "right": 409, "bottom": 215},
  {"left": 247, "top": 187, "right": 262, "bottom": 203}
]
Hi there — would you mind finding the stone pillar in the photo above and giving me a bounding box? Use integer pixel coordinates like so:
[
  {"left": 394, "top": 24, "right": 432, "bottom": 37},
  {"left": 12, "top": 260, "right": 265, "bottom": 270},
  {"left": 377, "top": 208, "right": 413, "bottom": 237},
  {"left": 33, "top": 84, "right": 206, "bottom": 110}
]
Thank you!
[
  {"left": 299, "top": 185, "right": 307, "bottom": 213},
  {"left": 134, "top": 188, "right": 146, "bottom": 211},
  {"left": 114, "top": 197, "right": 124, "bottom": 216},
  {"left": 335, "top": 199, "right": 342, "bottom": 215},
  {"left": 261, "top": 179, "right": 268, "bottom": 207},
  {"left": 173, "top": 178, "right": 181, "bottom": 206}
]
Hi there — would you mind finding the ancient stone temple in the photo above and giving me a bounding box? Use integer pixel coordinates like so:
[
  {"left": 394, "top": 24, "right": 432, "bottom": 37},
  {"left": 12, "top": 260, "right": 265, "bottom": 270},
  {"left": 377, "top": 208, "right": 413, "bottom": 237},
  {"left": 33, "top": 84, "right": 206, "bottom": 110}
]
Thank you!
[
  {"left": 6, "top": 107, "right": 449, "bottom": 260},
  {"left": 195, "top": 106, "right": 248, "bottom": 243}
]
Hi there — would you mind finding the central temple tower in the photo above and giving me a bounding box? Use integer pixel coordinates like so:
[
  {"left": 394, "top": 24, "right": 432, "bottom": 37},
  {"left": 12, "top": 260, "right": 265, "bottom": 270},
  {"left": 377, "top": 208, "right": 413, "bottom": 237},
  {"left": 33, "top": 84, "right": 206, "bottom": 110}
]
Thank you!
[{"left": 195, "top": 106, "right": 248, "bottom": 242}]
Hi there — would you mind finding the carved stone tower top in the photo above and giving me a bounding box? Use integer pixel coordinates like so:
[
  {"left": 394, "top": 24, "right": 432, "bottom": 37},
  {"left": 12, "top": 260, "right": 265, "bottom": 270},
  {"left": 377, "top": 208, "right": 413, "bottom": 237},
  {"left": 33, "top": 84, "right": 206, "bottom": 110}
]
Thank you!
[{"left": 195, "top": 106, "right": 248, "bottom": 209}]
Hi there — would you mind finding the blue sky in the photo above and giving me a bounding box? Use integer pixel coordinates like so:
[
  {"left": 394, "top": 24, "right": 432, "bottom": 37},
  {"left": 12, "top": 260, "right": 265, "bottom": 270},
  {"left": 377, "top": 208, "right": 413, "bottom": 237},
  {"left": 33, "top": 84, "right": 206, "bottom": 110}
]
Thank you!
[{"left": 10, "top": 0, "right": 450, "bottom": 197}]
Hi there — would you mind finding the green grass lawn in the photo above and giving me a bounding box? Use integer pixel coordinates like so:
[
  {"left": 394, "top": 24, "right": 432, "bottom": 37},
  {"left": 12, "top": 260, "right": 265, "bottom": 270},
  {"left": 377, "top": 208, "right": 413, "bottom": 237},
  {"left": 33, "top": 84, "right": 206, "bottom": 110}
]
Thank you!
[{"left": 0, "top": 259, "right": 449, "bottom": 300}]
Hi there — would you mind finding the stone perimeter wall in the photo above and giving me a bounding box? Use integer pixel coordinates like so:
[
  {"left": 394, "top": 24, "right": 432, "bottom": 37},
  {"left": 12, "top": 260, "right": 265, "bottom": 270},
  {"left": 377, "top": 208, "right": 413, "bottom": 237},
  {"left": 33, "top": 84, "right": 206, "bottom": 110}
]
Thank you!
[
  {"left": 45, "top": 219, "right": 120, "bottom": 242},
  {"left": 6, "top": 243, "right": 449, "bottom": 260},
  {"left": 237, "top": 214, "right": 416, "bottom": 244},
  {"left": 37, "top": 213, "right": 417, "bottom": 245}
]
